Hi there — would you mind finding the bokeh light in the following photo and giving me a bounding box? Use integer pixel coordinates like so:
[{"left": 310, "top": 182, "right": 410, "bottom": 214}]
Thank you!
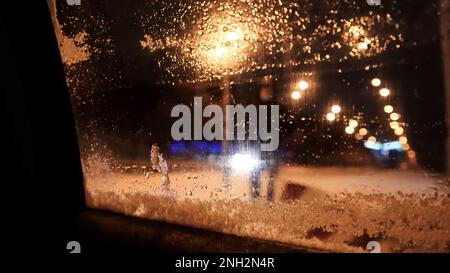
[
  {"left": 345, "top": 126, "right": 355, "bottom": 134},
  {"left": 390, "top": 121, "right": 400, "bottom": 129},
  {"left": 331, "top": 105, "right": 341, "bottom": 114},
  {"left": 384, "top": 105, "right": 394, "bottom": 113},
  {"left": 298, "top": 81, "right": 309, "bottom": 91},
  {"left": 359, "top": 128, "right": 368, "bottom": 136},
  {"left": 407, "top": 150, "right": 416, "bottom": 159},
  {"left": 355, "top": 133, "right": 363, "bottom": 140},
  {"left": 371, "top": 78, "right": 381, "bottom": 87},
  {"left": 390, "top": 112, "right": 400, "bottom": 121},
  {"left": 349, "top": 119, "right": 358, "bottom": 128},
  {"left": 291, "top": 90, "right": 301, "bottom": 100},
  {"left": 379, "top": 88, "right": 390, "bottom": 97},
  {"left": 394, "top": 127, "right": 404, "bottom": 136},
  {"left": 326, "top": 112, "right": 336, "bottom": 121},
  {"left": 399, "top": 136, "right": 408, "bottom": 144}
]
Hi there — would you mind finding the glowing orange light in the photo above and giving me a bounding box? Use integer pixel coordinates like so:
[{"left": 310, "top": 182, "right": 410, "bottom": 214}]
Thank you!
[
  {"left": 394, "top": 127, "right": 404, "bottom": 136},
  {"left": 390, "top": 121, "right": 399, "bottom": 129},
  {"left": 359, "top": 128, "right": 368, "bottom": 136},
  {"left": 331, "top": 105, "right": 341, "bottom": 114},
  {"left": 407, "top": 150, "right": 416, "bottom": 159},
  {"left": 291, "top": 90, "right": 301, "bottom": 100},
  {"left": 358, "top": 41, "right": 368, "bottom": 50},
  {"left": 349, "top": 119, "right": 358, "bottom": 128},
  {"left": 298, "top": 81, "right": 309, "bottom": 91},
  {"left": 390, "top": 113, "right": 400, "bottom": 121},
  {"left": 371, "top": 78, "right": 381, "bottom": 87},
  {"left": 345, "top": 126, "right": 355, "bottom": 134},
  {"left": 326, "top": 112, "right": 336, "bottom": 121},
  {"left": 355, "top": 133, "right": 363, "bottom": 140},
  {"left": 399, "top": 136, "right": 408, "bottom": 145},
  {"left": 384, "top": 105, "right": 393, "bottom": 113},
  {"left": 379, "top": 88, "right": 390, "bottom": 97}
]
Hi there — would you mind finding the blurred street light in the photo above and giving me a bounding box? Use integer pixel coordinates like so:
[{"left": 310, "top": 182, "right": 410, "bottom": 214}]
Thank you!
[
  {"left": 345, "top": 126, "right": 355, "bottom": 134},
  {"left": 384, "top": 105, "right": 394, "bottom": 113},
  {"left": 291, "top": 90, "right": 301, "bottom": 100},
  {"left": 390, "top": 112, "right": 400, "bottom": 121},
  {"left": 359, "top": 128, "right": 368, "bottom": 136},
  {"left": 326, "top": 112, "right": 336, "bottom": 121},
  {"left": 379, "top": 88, "right": 390, "bottom": 97},
  {"left": 371, "top": 78, "right": 381, "bottom": 87},
  {"left": 349, "top": 119, "right": 358, "bottom": 128},
  {"left": 298, "top": 80, "right": 309, "bottom": 91},
  {"left": 331, "top": 104, "right": 341, "bottom": 114}
]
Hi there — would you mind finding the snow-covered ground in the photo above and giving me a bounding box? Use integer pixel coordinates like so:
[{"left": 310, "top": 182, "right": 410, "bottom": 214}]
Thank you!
[{"left": 83, "top": 157, "right": 450, "bottom": 253}]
